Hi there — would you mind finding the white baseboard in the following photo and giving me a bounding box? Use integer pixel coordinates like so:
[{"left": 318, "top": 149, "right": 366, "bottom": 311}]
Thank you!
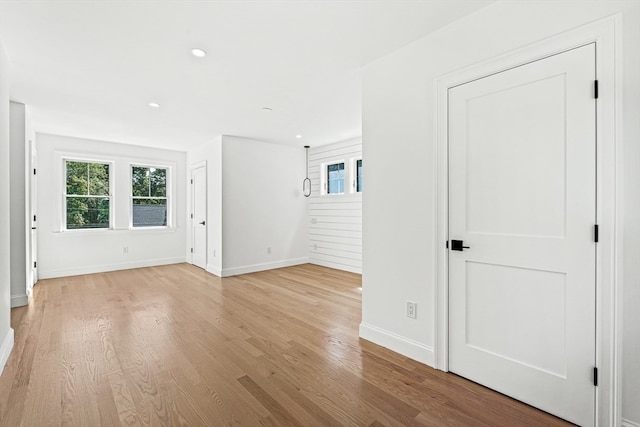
[
  {"left": 39, "top": 256, "right": 186, "bottom": 279},
  {"left": 0, "top": 328, "right": 14, "bottom": 376},
  {"left": 221, "top": 257, "right": 309, "bottom": 277},
  {"left": 206, "top": 264, "right": 222, "bottom": 277},
  {"left": 10, "top": 294, "right": 28, "bottom": 307},
  {"left": 309, "top": 259, "right": 362, "bottom": 274},
  {"left": 623, "top": 419, "right": 640, "bottom": 427},
  {"left": 359, "top": 322, "right": 435, "bottom": 366}
]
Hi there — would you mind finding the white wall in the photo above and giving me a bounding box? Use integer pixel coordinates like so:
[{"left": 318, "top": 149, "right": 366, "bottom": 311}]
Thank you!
[
  {"left": 308, "top": 138, "right": 362, "bottom": 273},
  {"left": 221, "top": 136, "right": 308, "bottom": 276},
  {"left": 36, "top": 133, "right": 187, "bottom": 278},
  {"left": 9, "top": 102, "right": 29, "bottom": 307},
  {"left": 0, "top": 38, "right": 14, "bottom": 373},
  {"left": 360, "top": 1, "right": 639, "bottom": 425},
  {"left": 186, "top": 137, "right": 223, "bottom": 276}
]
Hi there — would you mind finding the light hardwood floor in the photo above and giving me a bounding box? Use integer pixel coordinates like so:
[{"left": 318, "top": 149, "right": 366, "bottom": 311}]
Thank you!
[{"left": 0, "top": 263, "right": 572, "bottom": 426}]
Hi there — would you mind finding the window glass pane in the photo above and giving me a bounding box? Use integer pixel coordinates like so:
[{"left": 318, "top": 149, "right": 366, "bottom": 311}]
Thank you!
[
  {"left": 149, "top": 168, "right": 167, "bottom": 197},
  {"left": 357, "top": 159, "right": 363, "bottom": 192},
  {"left": 66, "top": 161, "right": 88, "bottom": 195},
  {"left": 66, "top": 197, "right": 110, "bottom": 229},
  {"left": 88, "top": 163, "right": 109, "bottom": 196},
  {"left": 132, "top": 199, "right": 167, "bottom": 227},
  {"left": 132, "top": 166, "right": 150, "bottom": 197},
  {"left": 327, "top": 162, "right": 345, "bottom": 194}
]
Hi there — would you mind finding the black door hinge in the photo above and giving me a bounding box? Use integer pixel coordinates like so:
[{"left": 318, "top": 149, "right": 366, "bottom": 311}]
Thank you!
[
  {"left": 190, "top": 179, "right": 193, "bottom": 184},
  {"left": 190, "top": 213, "right": 193, "bottom": 219},
  {"left": 593, "top": 367, "right": 598, "bottom": 386},
  {"left": 190, "top": 248, "right": 193, "bottom": 253},
  {"left": 594, "top": 224, "right": 599, "bottom": 243},
  {"left": 33, "top": 168, "right": 36, "bottom": 175},
  {"left": 33, "top": 261, "right": 37, "bottom": 268},
  {"left": 594, "top": 80, "right": 599, "bottom": 99},
  {"left": 446, "top": 241, "right": 449, "bottom": 249},
  {"left": 33, "top": 215, "right": 36, "bottom": 222}
]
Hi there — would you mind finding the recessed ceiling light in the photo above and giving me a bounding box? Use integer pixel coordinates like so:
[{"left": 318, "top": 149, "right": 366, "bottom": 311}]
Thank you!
[
  {"left": 191, "top": 48, "right": 207, "bottom": 58},
  {"left": 296, "top": 134, "right": 302, "bottom": 139},
  {"left": 261, "top": 107, "right": 273, "bottom": 112},
  {"left": 148, "top": 102, "right": 160, "bottom": 108}
]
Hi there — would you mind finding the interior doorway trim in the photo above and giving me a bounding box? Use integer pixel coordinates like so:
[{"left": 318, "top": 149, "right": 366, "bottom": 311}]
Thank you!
[
  {"left": 189, "top": 160, "right": 207, "bottom": 267},
  {"left": 433, "top": 15, "right": 622, "bottom": 427}
]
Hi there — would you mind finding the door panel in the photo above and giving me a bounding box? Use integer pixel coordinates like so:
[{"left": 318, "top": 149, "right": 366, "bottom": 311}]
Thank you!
[
  {"left": 465, "top": 74, "right": 567, "bottom": 238},
  {"left": 465, "top": 261, "right": 567, "bottom": 377},
  {"left": 448, "top": 44, "right": 596, "bottom": 427},
  {"left": 191, "top": 166, "right": 207, "bottom": 269}
]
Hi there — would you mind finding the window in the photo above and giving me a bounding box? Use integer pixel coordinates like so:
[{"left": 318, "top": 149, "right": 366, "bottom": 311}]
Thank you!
[
  {"left": 65, "top": 160, "right": 111, "bottom": 229},
  {"left": 356, "top": 158, "right": 363, "bottom": 192},
  {"left": 327, "top": 162, "right": 345, "bottom": 194},
  {"left": 131, "top": 166, "right": 168, "bottom": 227}
]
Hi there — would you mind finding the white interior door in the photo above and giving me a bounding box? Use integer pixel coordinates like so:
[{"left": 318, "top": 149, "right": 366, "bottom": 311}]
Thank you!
[
  {"left": 448, "top": 44, "right": 596, "bottom": 426},
  {"left": 191, "top": 165, "right": 207, "bottom": 269},
  {"left": 29, "top": 137, "right": 37, "bottom": 290}
]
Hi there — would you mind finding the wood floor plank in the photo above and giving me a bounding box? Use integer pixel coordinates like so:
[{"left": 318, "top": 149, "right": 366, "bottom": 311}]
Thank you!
[
  {"left": 237, "top": 375, "right": 305, "bottom": 427},
  {"left": 0, "top": 263, "right": 574, "bottom": 426}
]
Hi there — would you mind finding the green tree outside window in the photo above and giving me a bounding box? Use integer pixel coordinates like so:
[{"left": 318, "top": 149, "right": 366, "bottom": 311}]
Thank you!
[{"left": 66, "top": 161, "right": 110, "bottom": 229}]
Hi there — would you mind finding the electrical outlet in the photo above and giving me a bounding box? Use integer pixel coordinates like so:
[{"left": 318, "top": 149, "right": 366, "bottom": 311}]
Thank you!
[
  {"left": 313, "top": 243, "right": 317, "bottom": 251},
  {"left": 311, "top": 218, "right": 318, "bottom": 224},
  {"left": 267, "top": 247, "right": 272, "bottom": 254},
  {"left": 213, "top": 249, "right": 216, "bottom": 257},
  {"left": 123, "top": 246, "right": 129, "bottom": 254},
  {"left": 407, "top": 301, "right": 417, "bottom": 319}
]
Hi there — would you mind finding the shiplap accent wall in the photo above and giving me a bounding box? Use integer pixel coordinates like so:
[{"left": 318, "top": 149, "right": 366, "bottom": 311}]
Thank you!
[{"left": 308, "top": 138, "right": 362, "bottom": 274}]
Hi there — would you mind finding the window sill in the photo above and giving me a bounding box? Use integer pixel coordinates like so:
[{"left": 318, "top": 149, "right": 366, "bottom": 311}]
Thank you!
[
  {"left": 128, "top": 226, "right": 175, "bottom": 233},
  {"left": 319, "top": 192, "right": 363, "bottom": 198},
  {"left": 53, "top": 227, "right": 177, "bottom": 236}
]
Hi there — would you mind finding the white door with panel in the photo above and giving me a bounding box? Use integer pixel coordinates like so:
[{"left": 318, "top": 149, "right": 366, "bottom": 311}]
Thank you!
[
  {"left": 29, "top": 138, "right": 38, "bottom": 290},
  {"left": 191, "top": 165, "right": 207, "bottom": 269},
  {"left": 448, "top": 44, "right": 596, "bottom": 427}
]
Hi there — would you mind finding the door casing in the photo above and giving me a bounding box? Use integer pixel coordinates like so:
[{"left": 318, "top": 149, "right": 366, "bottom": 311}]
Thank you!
[
  {"left": 434, "top": 15, "right": 622, "bottom": 427},
  {"left": 28, "top": 137, "right": 37, "bottom": 292},
  {"left": 190, "top": 161, "right": 207, "bottom": 268}
]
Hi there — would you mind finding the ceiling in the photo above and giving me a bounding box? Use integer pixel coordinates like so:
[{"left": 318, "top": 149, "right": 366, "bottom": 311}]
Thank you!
[{"left": 0, "top": 0, "right": 492, "bottom": 151}]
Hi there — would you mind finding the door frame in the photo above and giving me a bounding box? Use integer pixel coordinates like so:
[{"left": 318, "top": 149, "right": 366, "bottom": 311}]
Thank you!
[
  {"left": 28, "top": 137, "right": 37, "bottom": 292},
  {"left": 190, "top": 160, "right": 207, "bottom": 267},
  {"left": 433, "top": 15, "right": 622, "bottom": 427}
]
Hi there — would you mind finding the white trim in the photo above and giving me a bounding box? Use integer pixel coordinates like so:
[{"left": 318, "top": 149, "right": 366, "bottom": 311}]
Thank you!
[
  {"left": 129, "top": 163, "right": 172, "bottom": 229},
  {"left": 0, "top": 328, "right": 14, "bottom": 376},
  {"left": 359, "top": 323, "right": 434, "bottom": 366},
  {"left": 309, "top": 259, "right": 362, "bottom": 275},
  {"left": 622, "top": 419, "right": 640, "bottom": 427},
  {"left": 321, "top": 159, "right": 347, "bottom": 196},
  {"left": 221, "top": 257, "right": 309, "bottom": 277},
  {"left": 189, "top": 161, "right": 208, "bottom": 268},
  {"left": 434, "top": 15, "right": 622, "bottom": 427},
  {"left": 206, "top": 263, "right": 221, "bottom": 277},
  {"left": 62, "top": 158, "right": 115, "bottom": 231},
  {"left": 10, "top": 294, "right": 28, "bottom": 308},
  {"left": 349, "top": 156, "right": 363, "bottom": 194},
  {"left": 39, "top": 257, "right": 186, "bottom": 279},
  {"left": 51, "top": 227, "right": 177, "bottom": 236},
  {"left": 53, "top": 150, "right": 178, "bottom": 233}
]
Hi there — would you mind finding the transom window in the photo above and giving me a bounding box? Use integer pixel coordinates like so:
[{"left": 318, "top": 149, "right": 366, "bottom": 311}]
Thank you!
[
  {"left": 65, "top": 160, "right": 111, "bottom": 229},
  {"left": 327, "top": 162, "right": 345, "bottom": 194},
  {"left": 132, "top": 166, "right": 168, "bottom": 227}
]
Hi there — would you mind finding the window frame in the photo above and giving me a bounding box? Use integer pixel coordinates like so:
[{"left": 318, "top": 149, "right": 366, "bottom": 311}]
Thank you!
[
  {"left": 322, "top": 160, "right": 346, "bottom": 196},
  {"left": 63, "top": 158, "right": 114, "bottom": 231},
  {"left": 129, "top": 163, "right": 171, "bottom": 229},
  {"left": 352, "top": 157, "right": 363, "bottom": 193}
]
